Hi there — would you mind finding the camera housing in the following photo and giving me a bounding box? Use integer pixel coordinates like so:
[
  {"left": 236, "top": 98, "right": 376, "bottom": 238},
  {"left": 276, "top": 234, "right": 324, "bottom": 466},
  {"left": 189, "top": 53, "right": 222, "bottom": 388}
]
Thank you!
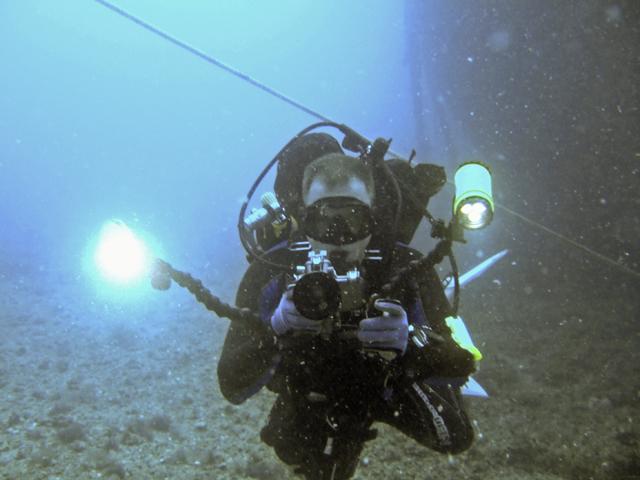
[{"left": 291, "top": 250, "right": 366, "bottom": 320}]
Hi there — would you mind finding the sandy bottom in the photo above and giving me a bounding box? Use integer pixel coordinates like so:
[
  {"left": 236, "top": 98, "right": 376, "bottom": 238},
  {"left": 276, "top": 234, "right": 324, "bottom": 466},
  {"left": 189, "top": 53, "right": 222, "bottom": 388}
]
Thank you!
[{"left": 0, "top": 250, "right": 638, "bottom": 480}]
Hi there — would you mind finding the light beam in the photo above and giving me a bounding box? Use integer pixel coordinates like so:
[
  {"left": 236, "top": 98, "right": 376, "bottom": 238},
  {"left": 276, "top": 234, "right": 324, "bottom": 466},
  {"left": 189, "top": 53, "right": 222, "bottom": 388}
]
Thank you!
[{"left": 94, "top": 220, "right": 150, "bottom": 284}]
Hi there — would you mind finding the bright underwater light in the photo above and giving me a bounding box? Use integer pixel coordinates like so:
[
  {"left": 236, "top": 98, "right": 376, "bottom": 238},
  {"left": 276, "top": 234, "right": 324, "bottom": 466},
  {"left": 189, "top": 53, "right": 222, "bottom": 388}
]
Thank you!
[
  {"left": 94, "top": 220, "right": 151, "bottom": 284},
  {"left": 453, "top": 162, "right": 494, "bottom": 230}
]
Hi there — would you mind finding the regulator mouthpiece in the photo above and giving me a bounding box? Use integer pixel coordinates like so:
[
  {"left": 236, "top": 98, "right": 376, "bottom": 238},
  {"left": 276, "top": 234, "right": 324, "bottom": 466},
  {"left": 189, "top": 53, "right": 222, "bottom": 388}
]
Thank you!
[{"left": 453, "top": 162, "right": 494, "bottom": 230}]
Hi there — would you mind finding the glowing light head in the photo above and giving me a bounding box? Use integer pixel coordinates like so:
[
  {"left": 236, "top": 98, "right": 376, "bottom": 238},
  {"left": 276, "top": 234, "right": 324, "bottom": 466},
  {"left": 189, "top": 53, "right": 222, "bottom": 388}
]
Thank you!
[
  {"left": 457, "top": 199, "right": 492, "bottom": 229},
  {"left": 453, "top": 161, "right": 494, "bottom": 230},
  {"left": 94, "top": 220, "right": 150, "bottom": 284}
]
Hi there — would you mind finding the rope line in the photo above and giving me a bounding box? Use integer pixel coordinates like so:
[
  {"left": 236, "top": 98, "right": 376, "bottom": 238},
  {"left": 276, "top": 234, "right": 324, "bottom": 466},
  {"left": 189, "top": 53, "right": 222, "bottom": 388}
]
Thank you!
[
  {"left": 93, "top": 0, "right": 332, "bottom": 122},
  {"left": 445, "top": 180, "right": 640, "bottom": 280},
  {"left": 93, "top": 0, "right": 640, "bottom": 280},
  {"left": 498, "top": 203, "right": 639, "bottom": 279}
]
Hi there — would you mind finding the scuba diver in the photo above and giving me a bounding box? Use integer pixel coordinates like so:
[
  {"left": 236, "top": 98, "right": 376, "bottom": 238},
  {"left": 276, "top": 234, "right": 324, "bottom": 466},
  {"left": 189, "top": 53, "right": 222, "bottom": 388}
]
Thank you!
[{"left": 216, "top": 125, "right": 482, "bottom": 480}]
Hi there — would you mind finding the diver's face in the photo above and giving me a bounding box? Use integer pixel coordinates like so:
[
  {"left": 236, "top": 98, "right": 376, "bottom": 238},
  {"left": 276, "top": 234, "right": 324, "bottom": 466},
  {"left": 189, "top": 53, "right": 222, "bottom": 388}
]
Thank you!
[{"left": 303, "top": 177, "right": 373, "bottom": 270}]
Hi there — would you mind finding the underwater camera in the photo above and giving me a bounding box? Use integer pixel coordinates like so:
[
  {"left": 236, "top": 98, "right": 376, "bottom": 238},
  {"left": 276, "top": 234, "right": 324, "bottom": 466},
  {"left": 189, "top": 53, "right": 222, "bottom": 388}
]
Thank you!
[{"left": 290, "top": 249, "right": 367, "bottom": 321}]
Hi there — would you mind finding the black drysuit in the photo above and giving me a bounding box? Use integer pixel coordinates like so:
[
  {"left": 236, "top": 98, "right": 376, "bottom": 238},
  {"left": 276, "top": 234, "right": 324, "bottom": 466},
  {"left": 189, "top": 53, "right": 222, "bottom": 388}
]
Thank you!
[{"left": 217, "top": 243, "right": 476, "bottom": 479}]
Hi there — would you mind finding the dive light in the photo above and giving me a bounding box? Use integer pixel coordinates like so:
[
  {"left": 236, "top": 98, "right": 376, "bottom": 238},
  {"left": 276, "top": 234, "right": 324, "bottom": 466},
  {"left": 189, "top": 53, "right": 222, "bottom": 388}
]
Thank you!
[
  {"left": 94, "top": 219, "right": 151, "bottom": 284},
  {"left": 453, "top": 162, "right": 494, "bottom": 230}
]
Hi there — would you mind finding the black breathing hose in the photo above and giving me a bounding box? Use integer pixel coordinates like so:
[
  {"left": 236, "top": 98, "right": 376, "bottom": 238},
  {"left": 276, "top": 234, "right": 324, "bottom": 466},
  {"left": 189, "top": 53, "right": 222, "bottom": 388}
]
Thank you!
[
  {"left": 448, "top": 251, "right": 461, "bottom": 315},
  {"left": 367, "top": 138, "right": 403, "bottom": 271}
]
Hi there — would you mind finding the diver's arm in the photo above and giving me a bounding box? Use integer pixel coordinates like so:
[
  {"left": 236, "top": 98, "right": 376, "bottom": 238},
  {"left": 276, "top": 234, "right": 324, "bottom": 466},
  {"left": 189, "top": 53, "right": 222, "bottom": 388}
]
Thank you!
[
  {"left": 403, "top": 267, "right": 476, "bottom": 379},
  {"left": 217, "top": 264, "right": 282, "bottom": 405}
]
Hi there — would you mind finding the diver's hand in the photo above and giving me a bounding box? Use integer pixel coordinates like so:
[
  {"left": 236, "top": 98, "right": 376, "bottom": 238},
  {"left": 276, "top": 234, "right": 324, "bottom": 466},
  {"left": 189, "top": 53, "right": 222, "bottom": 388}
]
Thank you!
[
  {"left": 357, "top": 299, "right": 409, "bottom": 355},
  {"left": 270, "top": 289, "right": 322, "bottom": 336}
]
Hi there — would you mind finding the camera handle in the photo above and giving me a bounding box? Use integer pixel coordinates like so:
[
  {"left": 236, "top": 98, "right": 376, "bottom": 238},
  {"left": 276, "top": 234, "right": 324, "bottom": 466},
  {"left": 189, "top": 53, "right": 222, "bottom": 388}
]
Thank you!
[
  {"left": 150, "top": 236, "right": 453, "bottom": 330},
  {"left": 151, "top": 259, "right": 261, "bottom": 327}
]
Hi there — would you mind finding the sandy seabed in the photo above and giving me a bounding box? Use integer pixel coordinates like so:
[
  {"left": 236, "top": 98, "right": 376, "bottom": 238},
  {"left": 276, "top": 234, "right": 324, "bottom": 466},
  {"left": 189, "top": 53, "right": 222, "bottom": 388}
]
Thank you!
[{"left": 0, "top": 248, "right": 638, "bottom": 480}]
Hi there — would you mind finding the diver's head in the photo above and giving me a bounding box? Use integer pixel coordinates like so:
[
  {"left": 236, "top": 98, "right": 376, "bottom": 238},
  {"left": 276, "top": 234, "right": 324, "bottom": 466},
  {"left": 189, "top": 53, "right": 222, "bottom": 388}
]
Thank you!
[{"left": 301, "top": 153, "right": 375, "bottom": 270}]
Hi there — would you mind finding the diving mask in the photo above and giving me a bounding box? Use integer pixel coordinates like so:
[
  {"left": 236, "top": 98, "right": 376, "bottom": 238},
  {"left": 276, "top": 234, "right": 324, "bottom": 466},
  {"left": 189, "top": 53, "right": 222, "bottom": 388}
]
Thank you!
[{"left": 302, "top": 197, "right": 373, "bottom": 245}]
